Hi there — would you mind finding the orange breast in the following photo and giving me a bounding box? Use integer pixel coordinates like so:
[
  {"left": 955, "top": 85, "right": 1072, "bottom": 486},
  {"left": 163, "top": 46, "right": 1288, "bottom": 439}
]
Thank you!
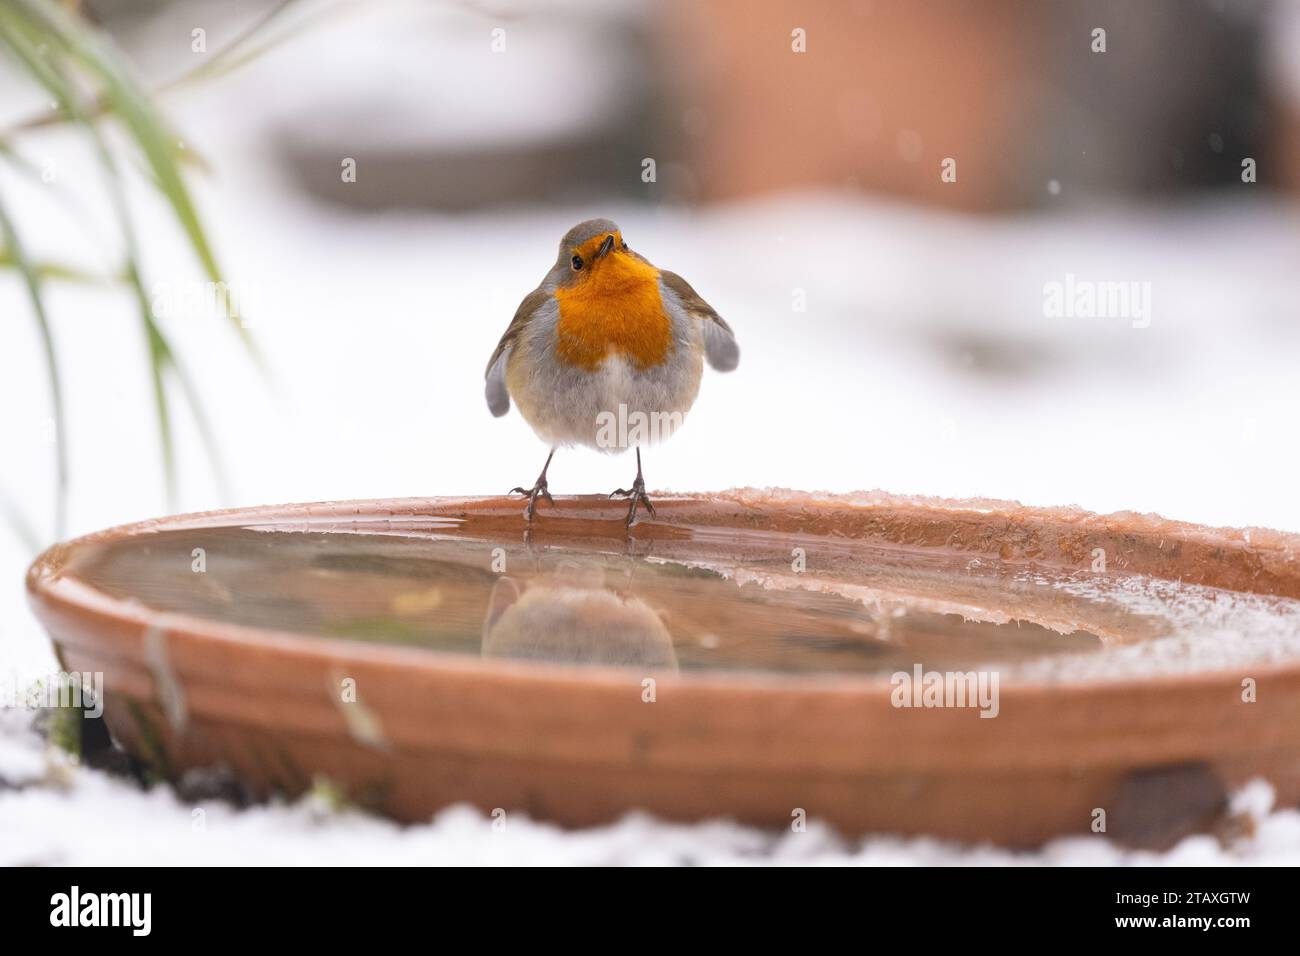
[{"left": 554, "top": 254, "right": 671, "bottom": 371}]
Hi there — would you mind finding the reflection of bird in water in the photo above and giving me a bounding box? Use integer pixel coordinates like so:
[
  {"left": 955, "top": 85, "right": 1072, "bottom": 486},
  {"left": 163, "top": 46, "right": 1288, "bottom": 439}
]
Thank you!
[{"left": 481, "top": 577, "right": 678, "bottom": 671}]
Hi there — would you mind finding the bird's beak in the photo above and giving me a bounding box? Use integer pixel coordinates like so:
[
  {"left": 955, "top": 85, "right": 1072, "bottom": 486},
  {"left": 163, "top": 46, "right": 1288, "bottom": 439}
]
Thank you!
[{"left": 594, "top": 234, "right": 616, "bottom": 261}]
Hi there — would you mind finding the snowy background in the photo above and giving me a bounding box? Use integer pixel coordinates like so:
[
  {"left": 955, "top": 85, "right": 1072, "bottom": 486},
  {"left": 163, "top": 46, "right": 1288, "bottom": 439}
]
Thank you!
[{"left": 2, "top": 0, "right": 1300, "bottom": 864}]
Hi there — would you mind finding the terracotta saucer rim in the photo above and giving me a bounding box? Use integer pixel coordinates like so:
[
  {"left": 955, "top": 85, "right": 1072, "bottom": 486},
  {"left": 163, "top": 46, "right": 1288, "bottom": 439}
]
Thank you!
[{"left": 26, "top": 494, "right": 1300, "bottom": 699}]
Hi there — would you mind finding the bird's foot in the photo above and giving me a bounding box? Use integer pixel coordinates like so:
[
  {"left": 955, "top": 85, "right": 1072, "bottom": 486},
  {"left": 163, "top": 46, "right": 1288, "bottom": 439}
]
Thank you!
[
  {"left": 609, "top": 476, "right": 656, "bottom": 527},
  {"left": 509, "top": 479, "right": 554, "bottom": 522}
]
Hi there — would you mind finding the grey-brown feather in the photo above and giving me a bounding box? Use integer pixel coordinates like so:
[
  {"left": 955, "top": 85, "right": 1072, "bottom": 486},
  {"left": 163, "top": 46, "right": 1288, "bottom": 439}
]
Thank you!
[
  {"left": 660, "top": 270, "right": 739, "bottom": 372},
  {"left": 485, "top": 285, "right": 553, "bottom": 416},
  {"left": 485, "top": 345, "right": 512, "bottom": 416}
]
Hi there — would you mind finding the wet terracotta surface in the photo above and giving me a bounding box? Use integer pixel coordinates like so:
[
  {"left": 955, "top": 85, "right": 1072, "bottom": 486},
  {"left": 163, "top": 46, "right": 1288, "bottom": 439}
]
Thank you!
[{"left": 25, "top": 490, "right": 1300, "bottom": 846}]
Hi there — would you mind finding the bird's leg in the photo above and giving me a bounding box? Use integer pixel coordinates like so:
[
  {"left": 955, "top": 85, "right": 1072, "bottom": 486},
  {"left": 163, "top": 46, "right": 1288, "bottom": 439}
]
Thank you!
[
  {"left": 609, "top": 447, "right": 656, "bottom": 526},
  {"left": 509, "top": 448, "right": 556, "bottom": 521}
]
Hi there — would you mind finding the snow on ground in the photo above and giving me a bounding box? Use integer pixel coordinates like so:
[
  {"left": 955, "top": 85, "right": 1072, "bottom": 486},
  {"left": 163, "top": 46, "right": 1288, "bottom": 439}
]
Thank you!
[
  {"left": 4, "top": 709, "right": 1299, "bottom": 866},
  {"left": 3, "top": 2, "right": 1300, "bottom": 863}
]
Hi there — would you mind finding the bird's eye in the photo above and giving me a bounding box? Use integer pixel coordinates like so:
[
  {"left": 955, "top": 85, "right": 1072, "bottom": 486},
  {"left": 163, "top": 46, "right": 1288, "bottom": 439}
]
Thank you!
[{"left": 571, "top": 254, "right": 583, "bottom": 271}]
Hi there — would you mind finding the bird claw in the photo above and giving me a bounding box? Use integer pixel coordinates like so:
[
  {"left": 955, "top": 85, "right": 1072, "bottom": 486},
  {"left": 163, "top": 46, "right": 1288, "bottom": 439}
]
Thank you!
[
  {"left": 509, "top": 480, "right": 552, "bottom": 521},
  {"left": 609, "top": 478, "right": 655, "bottom": 526}
]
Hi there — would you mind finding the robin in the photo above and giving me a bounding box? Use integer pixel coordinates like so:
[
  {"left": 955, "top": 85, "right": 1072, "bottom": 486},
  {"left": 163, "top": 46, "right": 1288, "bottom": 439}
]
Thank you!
[{"left": 485, "top": 218, "right": 739, "bottom": 525}]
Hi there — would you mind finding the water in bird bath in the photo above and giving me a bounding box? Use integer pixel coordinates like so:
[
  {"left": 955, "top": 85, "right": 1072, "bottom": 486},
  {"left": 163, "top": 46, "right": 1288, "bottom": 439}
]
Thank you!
[{"left": 58, "top": 510, "right": 1300, "bottom": 682}]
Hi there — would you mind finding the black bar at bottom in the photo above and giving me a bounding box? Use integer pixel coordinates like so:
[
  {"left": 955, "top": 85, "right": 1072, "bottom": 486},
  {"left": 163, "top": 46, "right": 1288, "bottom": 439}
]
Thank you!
[{"left": 0, "top": 865, "right": 1277, "bottom": 940}]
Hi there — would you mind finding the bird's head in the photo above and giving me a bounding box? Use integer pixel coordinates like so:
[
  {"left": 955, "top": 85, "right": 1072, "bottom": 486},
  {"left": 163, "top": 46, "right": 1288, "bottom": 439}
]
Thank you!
[{"left": 554, "top": 218, "right": 640, "bottom": 288}]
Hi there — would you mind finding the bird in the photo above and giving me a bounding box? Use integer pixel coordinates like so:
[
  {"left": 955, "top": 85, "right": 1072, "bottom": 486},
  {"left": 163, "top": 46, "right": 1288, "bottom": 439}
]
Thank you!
[{"left": 485, "top": 218, "right": 738, "bottom": 525}]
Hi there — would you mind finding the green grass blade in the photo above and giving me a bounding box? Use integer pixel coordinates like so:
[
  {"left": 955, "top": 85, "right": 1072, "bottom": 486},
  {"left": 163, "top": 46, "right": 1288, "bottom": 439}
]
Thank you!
[
  {"left": 0, "top": 248, "right": 104, "bottom": 283},
  {"left": 0, "top": 0, "right": 327, "bottom": 137},
  {"left": 0, "top": 484, "right": 42, "bottom": 553},
  {"left": 174, "top": 0, "right": 305, "bottom": 87},
  {"left": 0, "top": 187, "right": 68, "bottom": 539},
  {"left": 0, "top": 138, "right": 47, "bottom": 181},
  {"left": 0, "top": 0, "right": 293, "bottom": 534},
  {"left": 140, "top": 312, "right": 234, "bottom": 502},
  {"left": 3, "top": 11, "right": 177, "bottom": 509},
  {"left": 13, "top": 0, "right": 261, "bottom": 362}
]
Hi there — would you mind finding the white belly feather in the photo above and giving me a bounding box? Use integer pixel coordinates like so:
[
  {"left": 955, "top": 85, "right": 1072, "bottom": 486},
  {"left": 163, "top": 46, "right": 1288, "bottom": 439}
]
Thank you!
[{"left": 505, "top": 292, "right": 704, "bottom": 451}]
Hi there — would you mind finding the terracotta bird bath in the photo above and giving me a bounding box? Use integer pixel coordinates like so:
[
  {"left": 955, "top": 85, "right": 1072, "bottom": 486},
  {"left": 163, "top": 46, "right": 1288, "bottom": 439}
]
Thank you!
[{"left": 25, "top": 490, "right": 1300, "bottom": 847}]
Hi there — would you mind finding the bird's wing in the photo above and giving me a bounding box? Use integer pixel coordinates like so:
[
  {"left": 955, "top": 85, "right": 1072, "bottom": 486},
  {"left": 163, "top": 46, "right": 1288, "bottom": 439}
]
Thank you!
[
  {"left": 485, "top": 286, "right": 550, "bottom": 417},
  {"left": 660, "top": 270, "right": 739, "bottom": 372}
]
